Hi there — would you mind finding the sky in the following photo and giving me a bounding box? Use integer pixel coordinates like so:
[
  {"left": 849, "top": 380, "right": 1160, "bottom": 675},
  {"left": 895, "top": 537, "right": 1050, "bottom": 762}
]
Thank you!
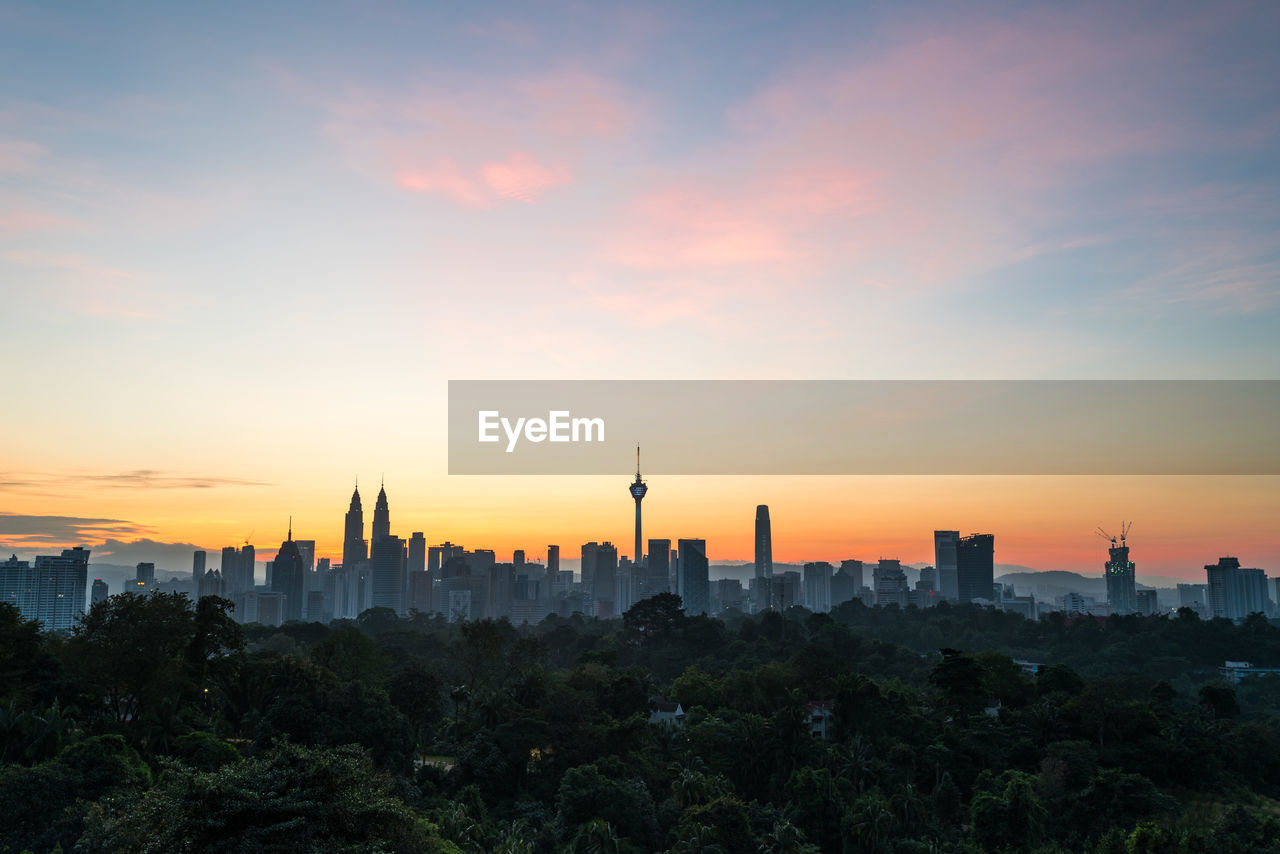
[{"left": 1, "top": 0, "right": 1278, "bottom": 580}]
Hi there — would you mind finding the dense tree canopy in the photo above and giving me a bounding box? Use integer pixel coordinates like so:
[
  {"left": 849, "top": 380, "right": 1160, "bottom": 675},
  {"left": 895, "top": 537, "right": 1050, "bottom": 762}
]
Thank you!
[{"left": 3, "top": 594, "right": 1280, "bottom": 852}]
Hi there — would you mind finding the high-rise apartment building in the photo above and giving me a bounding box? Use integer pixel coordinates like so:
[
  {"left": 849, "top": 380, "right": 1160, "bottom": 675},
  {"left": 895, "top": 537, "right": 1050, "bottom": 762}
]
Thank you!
[
  {"left": 677, "top": 539, "right": 709, "bottom": 616},
  {"left": 371, "top": 534, "right": 407, "bottom": 615},
  {"left": 1205, "top": 557, "right": 1269, "bottom": 621},
  {"left": 933, "top": 531, "right": 959, "bottom": 600},
  {"left": 956, "top": 534, "right": 994, "bottom": 604},
  {"left": 873, "top": 559, "right": 907, "bottom": 608},
  {"left": 803, "top": 561, "right": 833, "bottom": 612},
  {"left": 581, "top": 541, "right": 619, "bottom": 617},
  {"left": 0, "top": 547, "right": 90, "bottom": 632}
]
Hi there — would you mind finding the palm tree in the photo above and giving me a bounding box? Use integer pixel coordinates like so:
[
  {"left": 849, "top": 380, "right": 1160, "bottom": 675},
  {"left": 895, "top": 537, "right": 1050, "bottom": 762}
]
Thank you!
[
  {"left": 570, "top": 819, "right": 620, "bottom": 854},
  {"left": 758, "top": 819, "right": 819, "bottom": 854},
  {"left": 671, "top": 768, "right": 715, "bottom": 810},
  {"left": 666, "top": 823, "right": 723, "bottom": 854},
  {"left": 890, "top": 783, "right": 926, "bottom": 835},
  {"left": 836, "top": 735, "right": 876, "bottom": 794},
  {"left": 845, "top": 792, "right": 894, "bottom": 854},
  {"left": 492, "top": 820, "right": 536, "bottom": 854},
  {"left": 436, "top": 802, "right": 479, "bottom": 850}
]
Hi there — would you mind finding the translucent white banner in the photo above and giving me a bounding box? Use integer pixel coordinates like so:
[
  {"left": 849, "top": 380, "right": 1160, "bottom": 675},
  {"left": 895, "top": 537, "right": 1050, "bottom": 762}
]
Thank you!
[{"left": 448, "top": 380, "right": 1280, "bottom": 475}]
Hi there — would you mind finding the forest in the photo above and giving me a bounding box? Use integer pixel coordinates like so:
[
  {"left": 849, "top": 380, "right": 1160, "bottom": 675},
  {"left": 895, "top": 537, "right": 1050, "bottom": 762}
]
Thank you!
[{"left": 4, "top": 592, "right": 1280, "bottom": 853}]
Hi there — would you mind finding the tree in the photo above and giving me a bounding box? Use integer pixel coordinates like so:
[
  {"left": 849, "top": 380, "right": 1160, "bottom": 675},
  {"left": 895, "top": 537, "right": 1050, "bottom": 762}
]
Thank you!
[
  {"left": 1198, "top": 684, "right": 1240, "bottom": 719},
  {"left": 678, "top": 795, "right": 754, "bottom": 852},
  {"left": 623, "top": 593, "right": 686, "bottom": 642},
  {"left": 78, "top": 742, "right": 462, "bottom": 854},
  {"left": 388, "top": 661, "right": 444, "bottom": 748},
  {"left": 0, "top": 734, "right": 150, "bottom": 853},
  {"left": 930, "top": 649, "right": 989, "bottom": 719},
  {"left": 0, "top": 601, "right": 54, "bottom": 705},
  {"left": 68, "top": 592, "right": 201, "bottom": 725},
  {"left": 969, "top": 770, "right": 1048, "bottom": 852},
  {"left": 569, "top": 819, "right": 620, "bottom": 854},
  {"left": 556, "top": 763, "right": 658, "bottom": 848},
  {"left": 758, "top": 819, "right": 819, "bottom": 854}
]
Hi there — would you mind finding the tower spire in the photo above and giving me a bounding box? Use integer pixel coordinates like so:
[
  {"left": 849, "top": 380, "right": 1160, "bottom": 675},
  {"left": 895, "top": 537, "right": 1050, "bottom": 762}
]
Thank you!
[
  {"left": 629, "top": 446, "right": 648, "bottom": 568},
  {"left": 288, "top": 516, "right": 292, "bottom": 541}
]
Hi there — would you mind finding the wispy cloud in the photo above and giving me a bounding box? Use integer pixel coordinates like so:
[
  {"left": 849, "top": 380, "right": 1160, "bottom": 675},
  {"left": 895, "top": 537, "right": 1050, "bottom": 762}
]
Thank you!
[
  {"left": 0, "top": 209, "right": 67, "bottom": 232},
  {"left": 0, "top": 137, "right": 46, "bottom": 173},
  {"left": 304, "top": 68, "right": 641, "bottom": 209},
  {"left": 0, "top": 470, "right": 269, "bottom": 493},
  {"left": 0, "top": 250, "right": 196, "bottom": 320},
  {"left": 582, "top": 2, "right": 1280, "bottom": 326}
]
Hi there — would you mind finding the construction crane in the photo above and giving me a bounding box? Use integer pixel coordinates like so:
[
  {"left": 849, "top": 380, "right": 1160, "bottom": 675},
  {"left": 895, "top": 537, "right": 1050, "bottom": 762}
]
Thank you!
[
  {"left": 1095, "top": 522, "right": 1133, "bottom": 547},
  {"left": 243, "top": 530, "right": 254, "bottom": 547}
]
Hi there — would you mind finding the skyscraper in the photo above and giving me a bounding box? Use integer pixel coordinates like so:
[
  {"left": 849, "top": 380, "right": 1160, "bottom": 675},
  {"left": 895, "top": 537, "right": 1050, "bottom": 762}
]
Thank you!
[
  {"left": 646, "top": 538, "right": 671, "bottom": 597},
  {"left": 271, "top": 523, "right": 305, "bottom": 623},
  {"left": 831, "top": 560, "right": 863, "bottom": 608},
  {"left": 295, "top": 540, "right": 315, "bottom": 574},
  {"left": 342, "top": 483, "right": 367, "bottom": 569},
  {"left": 956, "top": 534, "right": 995, "bottom": 604},
  {"left": 629, "top": 446, "right": 647, "bottom": 568},
  {"left": 220, "top": 546, "right": 243, "bottom": 597},
  {"left": 372, "top": 481, "right": 390, "bottom": 542},
  {"left": 873, "top": 559, "right": 907, "bottom": 607},
  {"left": 91, "top": 577, "right": 109, "bottom": 606},
  {"left": 1205, "top": 556, "right": 1269, "bottom": 620},
  {"left": 135, "top": 562, "right": 155, "bottom": 585},
  {"left": 581, "top": 541, "right": 618, "bottom": 617},
  {"left": 371, "top": 534, "right": 407, "bottom": 615},
  {"left": 192, "top": 550, "right": 206, "bottom": 585},
  {"left": 803, "top": 561, "right": 833, "bottom": 612},
  {"left": 1104, "top": 536, "right": 1137, "bottom": 615},
  {"left": 547, "top": 545, "right": 560, "bottom": 575},
  {"left": 755, "top": 505, "right": 773, "bottom": 580},
  {"left": 408, "top": 533, "right": 426, "bottom": 575},
  {"left": 198, "top": 569, "right": 224, "bottom": 600},
  {"left": 241, "top": 543, "right": 255, "bottom": 590},
  {"left": 0, "top": 548, "right": 90, "bottom": 632},
  {"left": 933, "top": 531, "right": 959, "bottom": 600},
  {"left": 677, "top": 538, "right": 709, "bottom": 616}
]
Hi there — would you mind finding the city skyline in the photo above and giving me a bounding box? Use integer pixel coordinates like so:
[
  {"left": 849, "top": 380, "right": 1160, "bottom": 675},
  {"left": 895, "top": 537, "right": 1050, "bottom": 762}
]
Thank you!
[
  {"left": 5, "top": 464, "right": 1276, "bottom": 630},
  {"left": 2, "top": 1, "right": 1278, "bottom": 580},
  {"left": 3, "top": 471, "right": 1273, "bottom": 585}
]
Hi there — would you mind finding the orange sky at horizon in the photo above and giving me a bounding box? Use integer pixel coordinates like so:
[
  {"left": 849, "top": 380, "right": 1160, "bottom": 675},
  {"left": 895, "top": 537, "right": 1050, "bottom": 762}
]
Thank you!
[{"left": 3, "top": 472, "right": 1276, "bottom": 582}]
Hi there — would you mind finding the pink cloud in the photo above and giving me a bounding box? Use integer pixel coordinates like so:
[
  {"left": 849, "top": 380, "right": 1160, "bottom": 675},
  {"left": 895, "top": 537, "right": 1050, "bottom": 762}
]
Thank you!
[
  {"left": 588, "top": 288, "right": 708, "bottom": 328},
  {"left": 605, "top": 166, "right": 880, "bottom": 270},
  {"left": 587, "top": 3, "right": 1276, "bottom": 329},
  {"left": 0, "top": 209, "right": 67, "bottom": 232},
  {"left": 396, "top": 151, "right": 571, "bottom": 207},
  {"left": 317, "top": 69, "right": 639, "bottom": 209},
  {"left": 481, "top": 151, "right": 572, "bottom": 203},
  {"left": 397, "top": 159, "right": 492, "bottom": 209}
]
